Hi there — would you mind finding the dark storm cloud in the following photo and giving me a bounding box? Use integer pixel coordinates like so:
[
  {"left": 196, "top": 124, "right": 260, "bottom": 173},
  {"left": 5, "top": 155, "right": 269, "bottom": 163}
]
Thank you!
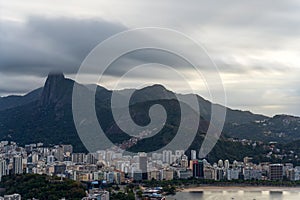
[
  {"left": 1, "top": 7, "right": 296, "bottom": 83},
  {"left": 104, "top": 49, "right": 193, "bottom": 77},
  {"left": 0, "top": 16, "right": 224, "bottom": 81},
  {"left": 0, "top": 16, "right": 127, "bottom": 77}
]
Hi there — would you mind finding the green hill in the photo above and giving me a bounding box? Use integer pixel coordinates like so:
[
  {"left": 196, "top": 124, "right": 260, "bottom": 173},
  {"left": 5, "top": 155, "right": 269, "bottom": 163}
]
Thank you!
[{"left": 0, "top": 174, "right": 86, "bottom": 199}]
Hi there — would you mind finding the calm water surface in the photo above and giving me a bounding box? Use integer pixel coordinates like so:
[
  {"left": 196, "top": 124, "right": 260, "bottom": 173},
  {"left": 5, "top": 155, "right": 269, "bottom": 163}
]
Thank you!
[{"left": 166, "top": 190, "right": 300, "bottom": 200}]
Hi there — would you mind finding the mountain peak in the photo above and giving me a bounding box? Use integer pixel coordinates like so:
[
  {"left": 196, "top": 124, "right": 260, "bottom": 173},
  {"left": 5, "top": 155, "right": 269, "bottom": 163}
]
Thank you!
[
  {"left": 142, "top": 84, "right": 167, "bottom": 91},
  {"left": 40, "top": 72, "right": 69, "bottom": 106},
  {"left": 129, "top": 84, "right": 176, "bottom": 104},
  {"left": 47, "top": 72, "right": 65, "bottom": 82}
]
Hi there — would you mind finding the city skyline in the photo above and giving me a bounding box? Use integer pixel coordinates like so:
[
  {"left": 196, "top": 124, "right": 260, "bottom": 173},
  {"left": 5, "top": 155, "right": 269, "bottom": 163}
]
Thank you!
[
  {"left": 1, "top": 139, "right": 300, "bottom": 199},
  {"left": 1, "top": 140, "right": 299, "bottom": 182}
]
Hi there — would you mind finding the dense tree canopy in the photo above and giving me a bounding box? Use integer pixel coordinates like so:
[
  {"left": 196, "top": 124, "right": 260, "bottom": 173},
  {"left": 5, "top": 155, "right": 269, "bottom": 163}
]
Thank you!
[{"left": 0, "top": 174, "right": 86, "bottom": 200}]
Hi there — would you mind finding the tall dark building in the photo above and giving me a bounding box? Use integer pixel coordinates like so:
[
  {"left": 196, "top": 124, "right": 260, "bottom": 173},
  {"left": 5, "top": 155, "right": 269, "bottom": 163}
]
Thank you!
[
  {"left": 54, "top": 164, "right": 66, "bottom": 175},
  {"left": 139, "top": 153, "right": 148, "bottom": 180},
  {"left": 13, "top": 155, "right": 23, "bottom": 175},
  {"left": 72, "top": 153, "right": 85, "bottom": 163},
  {"left": 269, "top": 164, "right": 283, "bottom": 181},
  {"left": 192, "top": 160, "right": 204, "bottom": 178}
]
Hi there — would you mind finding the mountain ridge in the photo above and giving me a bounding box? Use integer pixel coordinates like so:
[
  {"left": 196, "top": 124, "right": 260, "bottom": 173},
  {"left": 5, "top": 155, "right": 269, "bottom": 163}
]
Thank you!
[{"left": 0, "top": 73, "right": 299, "bottom": 158}]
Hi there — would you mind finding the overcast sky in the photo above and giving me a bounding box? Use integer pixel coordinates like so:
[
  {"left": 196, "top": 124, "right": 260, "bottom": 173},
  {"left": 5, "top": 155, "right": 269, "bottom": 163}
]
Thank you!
[{"left": 0, "top": 0, "right": 300, "bottom": 116}]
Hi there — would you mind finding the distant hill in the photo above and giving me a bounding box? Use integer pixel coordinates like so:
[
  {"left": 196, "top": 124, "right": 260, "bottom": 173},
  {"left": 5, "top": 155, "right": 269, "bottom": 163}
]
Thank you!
[
  {"left": 0, "top": 88, "right": 42, "bottom": 111},
  {"left": 0, "top": 73, "right": 299, "bottom": 162},
  {"left": 223, "top": 114, "right": 300, "bottom": 142}
]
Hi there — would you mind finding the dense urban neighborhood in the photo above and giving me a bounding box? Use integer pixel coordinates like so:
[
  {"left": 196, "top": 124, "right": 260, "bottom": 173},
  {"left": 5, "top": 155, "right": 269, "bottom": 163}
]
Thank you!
[{"left": 1, "top": 141, "right": 300, "bottom": 199}]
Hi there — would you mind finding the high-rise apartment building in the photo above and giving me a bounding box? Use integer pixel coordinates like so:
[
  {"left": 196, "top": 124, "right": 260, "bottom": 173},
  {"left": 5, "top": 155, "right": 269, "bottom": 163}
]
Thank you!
[
  {"left": 0, "top": 159, "right": 8, "bottom": 181},
  {"left": 269, "top": 164, "right": 283, "bottom": 180},
  {"left": 13, "top": 155, "right": 23, "bottom": 174}
]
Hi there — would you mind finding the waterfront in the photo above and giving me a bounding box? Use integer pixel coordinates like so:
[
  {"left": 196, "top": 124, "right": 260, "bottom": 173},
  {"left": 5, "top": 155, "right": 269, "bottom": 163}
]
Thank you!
[
  {"left": 166, "top": 188, "right": 300, "bottom": 200},
  {"left": 167, "top": 191, "right": 300, "bottom": 200}
]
